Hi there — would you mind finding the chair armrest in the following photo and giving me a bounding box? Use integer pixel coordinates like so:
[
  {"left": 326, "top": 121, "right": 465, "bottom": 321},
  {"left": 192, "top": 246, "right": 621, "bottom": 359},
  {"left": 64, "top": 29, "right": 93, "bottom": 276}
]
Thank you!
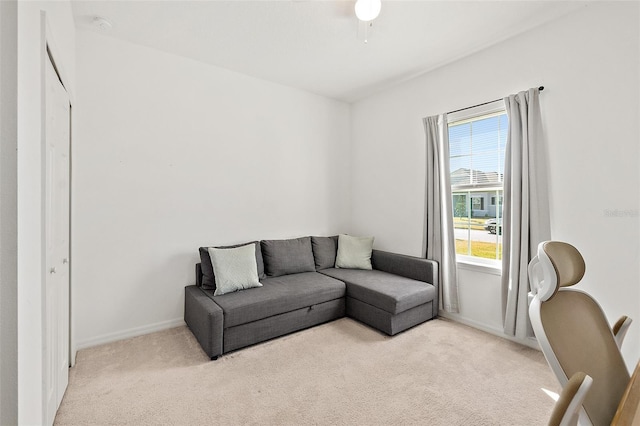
[
  {"left": 548, "top": 372, "right": 592, "bottom": 426},
  {"left": 371, "top": 250, "right": 439, "bottom": 313},
  {"left": 613, "top": 315, "right": 632, "bottom": 349}
]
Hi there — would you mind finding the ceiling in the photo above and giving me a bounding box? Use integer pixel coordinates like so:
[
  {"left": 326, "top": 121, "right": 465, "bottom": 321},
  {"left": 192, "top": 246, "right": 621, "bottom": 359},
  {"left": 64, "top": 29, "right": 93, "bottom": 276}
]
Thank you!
[{"left": 71, "top": 1, "right": 590, "bottom": 102}]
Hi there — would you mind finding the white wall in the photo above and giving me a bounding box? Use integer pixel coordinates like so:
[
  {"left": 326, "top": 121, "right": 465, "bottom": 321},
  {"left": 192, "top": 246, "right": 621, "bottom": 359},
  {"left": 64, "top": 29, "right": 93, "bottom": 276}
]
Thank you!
[
  {"left": 0, "top": 1, "right": 18, "bottom": 423},
  {"left": 73, "top": 31, "right": 351, "bottom": 348},
  {"left": 16, "top": 0, "right": 76, "bottom": 424},
  {"left": 350, "top": 2, "right": 640, "bottom": 367}
]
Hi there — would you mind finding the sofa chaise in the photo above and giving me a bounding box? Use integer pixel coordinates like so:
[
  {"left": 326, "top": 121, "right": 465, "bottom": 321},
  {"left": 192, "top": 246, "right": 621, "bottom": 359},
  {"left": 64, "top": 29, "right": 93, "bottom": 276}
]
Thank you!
[{"left": 184, "top": 236, "right": 438, "bottom": 360}]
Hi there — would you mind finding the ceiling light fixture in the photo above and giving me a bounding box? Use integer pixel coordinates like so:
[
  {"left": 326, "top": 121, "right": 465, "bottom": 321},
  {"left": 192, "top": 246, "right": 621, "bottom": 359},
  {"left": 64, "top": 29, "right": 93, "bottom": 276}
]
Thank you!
[{"left": 354, "top": 0, "right": 381, "bottom": 22}]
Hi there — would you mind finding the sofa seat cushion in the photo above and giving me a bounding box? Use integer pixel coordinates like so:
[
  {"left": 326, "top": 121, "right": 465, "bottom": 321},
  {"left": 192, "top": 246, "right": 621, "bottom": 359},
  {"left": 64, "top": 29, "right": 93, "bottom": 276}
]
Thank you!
[
  {"left": 319, "top": 268, "right": 435, "bottom": 315},
  {"left": 205, "top": 272, "right": 346, "bottom": 328}
]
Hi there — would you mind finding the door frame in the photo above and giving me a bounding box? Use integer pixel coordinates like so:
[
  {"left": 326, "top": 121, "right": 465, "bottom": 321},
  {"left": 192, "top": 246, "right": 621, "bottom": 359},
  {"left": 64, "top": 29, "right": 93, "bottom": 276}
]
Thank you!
[{"left": 40, "top": 11, "right": 74, "bottom": 423}]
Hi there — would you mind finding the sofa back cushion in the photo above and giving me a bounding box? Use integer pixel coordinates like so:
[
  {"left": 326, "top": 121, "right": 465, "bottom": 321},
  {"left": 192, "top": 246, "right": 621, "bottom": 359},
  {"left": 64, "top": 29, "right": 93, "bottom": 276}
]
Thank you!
[
  {"left": 311, "top": 236, "right": 339, "bottom": 270},
  {"left": 261, "top": 236, "right": 316, "bottom": 277},
  {"left": 199, "top": 241, "right": 265, "bottom": 291}
]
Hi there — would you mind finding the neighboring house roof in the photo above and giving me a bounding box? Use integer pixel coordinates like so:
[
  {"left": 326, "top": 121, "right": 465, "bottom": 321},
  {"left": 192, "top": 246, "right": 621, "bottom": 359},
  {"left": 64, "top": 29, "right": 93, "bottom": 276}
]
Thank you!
[{"left": 450, "top": 168, "right": 503, "bottom": 186}]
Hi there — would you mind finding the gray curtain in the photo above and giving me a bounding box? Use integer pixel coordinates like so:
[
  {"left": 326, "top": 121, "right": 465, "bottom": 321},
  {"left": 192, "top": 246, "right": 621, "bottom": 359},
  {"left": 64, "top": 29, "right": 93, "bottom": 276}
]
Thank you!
[
  {"left": 502, "top": 88, "right": 551, "bottom": 338},
  {"left": 423, "top": 114, "right": 459, "bottom": 313}
]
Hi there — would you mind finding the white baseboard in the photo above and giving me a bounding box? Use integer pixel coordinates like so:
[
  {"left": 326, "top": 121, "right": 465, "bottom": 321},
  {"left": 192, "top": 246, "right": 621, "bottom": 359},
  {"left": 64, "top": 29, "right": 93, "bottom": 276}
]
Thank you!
[
  {"left": 74, "top": 314, "right": 539, "bottom": 353},
  {"left": 438, "top": 311, "right": 540, "bottom": 351},
  {"left": 75, "top": 318, "right": 186, "bottom": 351}
]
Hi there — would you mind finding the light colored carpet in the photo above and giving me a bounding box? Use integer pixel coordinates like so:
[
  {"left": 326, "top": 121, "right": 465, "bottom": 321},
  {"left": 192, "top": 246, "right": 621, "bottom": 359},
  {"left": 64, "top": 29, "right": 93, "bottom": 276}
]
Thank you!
[{"left": 55, "top": 318, "right": 558, "bottom": 425}]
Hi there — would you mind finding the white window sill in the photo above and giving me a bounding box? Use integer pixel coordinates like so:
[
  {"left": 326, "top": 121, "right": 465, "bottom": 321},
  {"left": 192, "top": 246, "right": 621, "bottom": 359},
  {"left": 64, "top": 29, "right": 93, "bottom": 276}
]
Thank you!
[{"left": 456, "top": 259, "right": 502, "bottom": 276}]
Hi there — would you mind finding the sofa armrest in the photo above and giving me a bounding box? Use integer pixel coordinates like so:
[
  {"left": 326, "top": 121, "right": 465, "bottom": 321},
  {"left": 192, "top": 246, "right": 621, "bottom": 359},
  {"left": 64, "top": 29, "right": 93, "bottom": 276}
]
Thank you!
[
  {"left": 184, "top": 285, "right": 223, "bottom": 359},
  {"left": 372, "top": 250, "right": 438, "bottom": 284},
  {"left": 372, "top": 250, "right": 439, "bottom": 313}
]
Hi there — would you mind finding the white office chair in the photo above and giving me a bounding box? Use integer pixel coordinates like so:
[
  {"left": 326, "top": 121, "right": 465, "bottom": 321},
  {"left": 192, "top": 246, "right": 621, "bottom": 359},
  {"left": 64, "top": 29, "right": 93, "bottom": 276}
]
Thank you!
[
  {"left": 548, "top": 372, "right": 593, "bottom": 426},
  {"left": 528, "top": 241, "right": 631, "bottom": 426}
]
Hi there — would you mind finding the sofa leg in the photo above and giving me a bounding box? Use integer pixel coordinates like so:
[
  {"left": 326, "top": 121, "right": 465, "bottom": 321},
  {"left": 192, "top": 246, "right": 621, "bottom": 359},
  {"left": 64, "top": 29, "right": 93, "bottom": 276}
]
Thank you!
[{"left": 211, "top": 355, "right": 219, "bottom": 361}]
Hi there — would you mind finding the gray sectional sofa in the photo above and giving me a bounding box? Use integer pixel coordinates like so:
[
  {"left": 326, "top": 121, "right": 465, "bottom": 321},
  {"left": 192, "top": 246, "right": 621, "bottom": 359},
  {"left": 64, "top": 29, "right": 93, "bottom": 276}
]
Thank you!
[{"left": 184, "top": 236, "right": 438, "bottom": 360}]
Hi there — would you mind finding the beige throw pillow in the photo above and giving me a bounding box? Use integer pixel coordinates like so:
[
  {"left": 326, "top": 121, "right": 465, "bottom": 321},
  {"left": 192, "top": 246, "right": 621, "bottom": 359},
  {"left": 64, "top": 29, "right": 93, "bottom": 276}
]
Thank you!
[
  {"left": 208, "top": 244, "right": 262, "bottom": 296},
  {"left": 335, "top": 234, "right": 374, "bottom": 270}
]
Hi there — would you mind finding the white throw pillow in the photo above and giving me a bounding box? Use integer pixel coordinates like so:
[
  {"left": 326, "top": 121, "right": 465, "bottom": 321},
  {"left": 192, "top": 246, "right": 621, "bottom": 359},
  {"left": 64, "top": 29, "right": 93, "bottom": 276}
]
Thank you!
[
  {"left": 208, "top": 244, "right": 262, "bottom": 296},
  {"left": 335, "top": 234, "right": 374, "bottom": 270}
]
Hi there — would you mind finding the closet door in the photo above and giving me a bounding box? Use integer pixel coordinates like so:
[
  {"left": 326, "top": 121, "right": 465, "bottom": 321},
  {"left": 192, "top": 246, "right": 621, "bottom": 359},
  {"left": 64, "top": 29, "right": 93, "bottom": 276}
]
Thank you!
[{"left": 44, "top": 52, "right": 70, "bottom": 425}]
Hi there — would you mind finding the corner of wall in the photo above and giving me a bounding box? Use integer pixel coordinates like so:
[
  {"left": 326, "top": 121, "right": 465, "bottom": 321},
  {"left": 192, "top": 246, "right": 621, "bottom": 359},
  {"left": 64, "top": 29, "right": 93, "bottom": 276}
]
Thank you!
[{"left": 0, "top": 0, "right": 19, "bottom": 423}]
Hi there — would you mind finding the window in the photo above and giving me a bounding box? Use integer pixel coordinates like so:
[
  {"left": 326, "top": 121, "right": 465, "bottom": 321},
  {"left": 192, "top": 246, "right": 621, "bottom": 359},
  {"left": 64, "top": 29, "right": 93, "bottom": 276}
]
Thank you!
[
  {"left": 449, "top": 101, "right": 507, "bottom": 264},
  {"left": 471, "top": 196, "right": 484, "bottom": 211}
]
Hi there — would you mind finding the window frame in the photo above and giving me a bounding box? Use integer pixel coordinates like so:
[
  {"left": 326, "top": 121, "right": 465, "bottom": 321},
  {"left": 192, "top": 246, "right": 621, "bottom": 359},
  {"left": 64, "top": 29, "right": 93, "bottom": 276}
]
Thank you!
[{"left": 448, "top": 100, "right": 506, "bottom": 270}]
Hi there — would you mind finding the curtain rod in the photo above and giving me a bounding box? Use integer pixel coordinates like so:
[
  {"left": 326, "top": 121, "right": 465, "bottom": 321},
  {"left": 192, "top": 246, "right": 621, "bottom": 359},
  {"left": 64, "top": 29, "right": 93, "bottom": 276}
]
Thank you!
[{"left": 447, "top": 86, "right": 545, "bottom": 115}]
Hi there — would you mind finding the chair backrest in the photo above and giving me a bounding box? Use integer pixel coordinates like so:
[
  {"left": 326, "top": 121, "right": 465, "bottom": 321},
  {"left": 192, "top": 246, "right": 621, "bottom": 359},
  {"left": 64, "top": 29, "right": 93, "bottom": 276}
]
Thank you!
[
  {"left": 548, "top": 372, "right": 593, "bottom": 426},
  {"left": 529, "top": 241, "right": 630, "bottom": 426}
]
